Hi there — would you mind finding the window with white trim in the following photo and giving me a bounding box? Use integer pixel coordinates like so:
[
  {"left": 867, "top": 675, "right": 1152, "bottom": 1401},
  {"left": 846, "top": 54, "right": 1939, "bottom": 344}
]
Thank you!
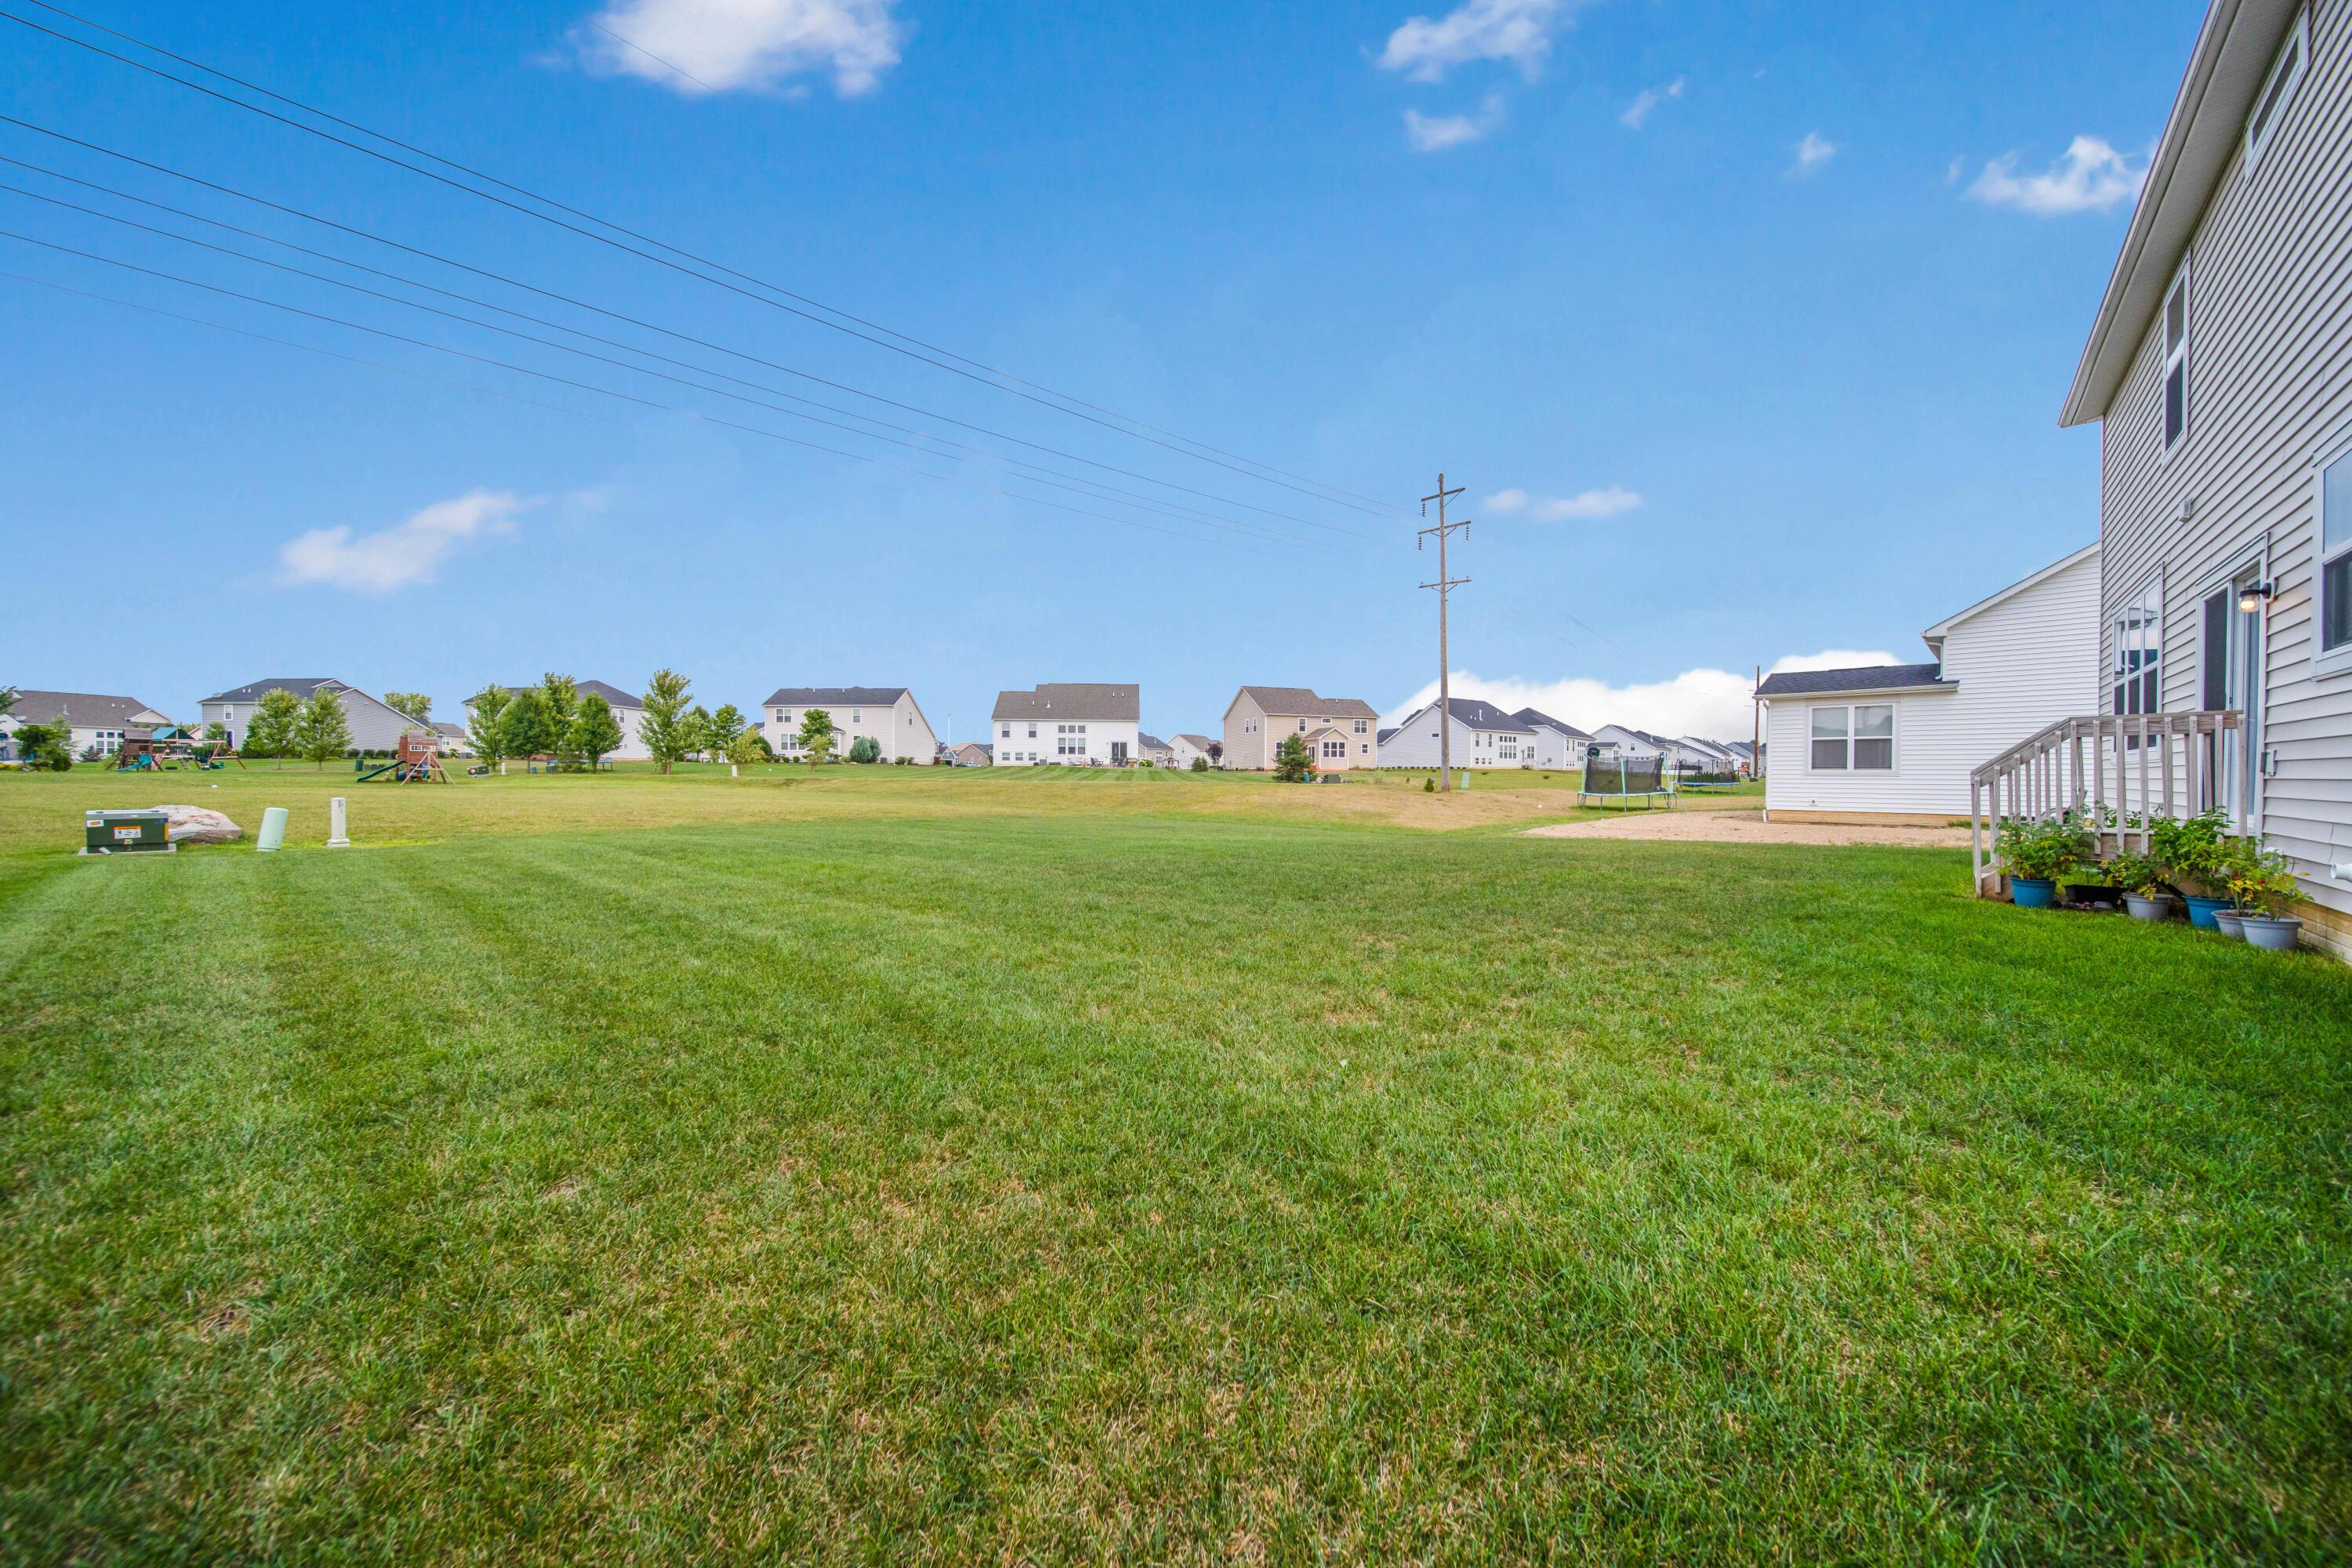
[
  {"left": 2113, "top": 578, "right": 2163, "bottom": 714},
  {"left": 1809, "top": 704, "right": 1893, "bottom": 771},
  {"left": 2245, "top": 8, "right": 2307, "bottom": 172},
  {"left": 2320, "top": 429, "right": 2352, "bottom": 671},
  {"left": 2161, "top": 262, "right": 2191, "bottom": 452}
]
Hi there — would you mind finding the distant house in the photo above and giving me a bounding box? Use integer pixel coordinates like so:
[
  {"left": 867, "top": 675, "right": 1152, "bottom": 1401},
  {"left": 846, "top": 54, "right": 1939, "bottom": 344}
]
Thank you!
[
  {"left": 1676, "top": 735, "right": 1742, "bottom": 775},
  {"left": 1380, "top": 698, "right": 1541, "bottom": 770},
  {"left": 763, "top": 688, "right": 938, "bottom": 764},
  {"left": 432, "top": 720, "right": 473, "bottom": 757},
  {"left": 463, "top": 680, "right": 652, "bottom": 760},
  {"left": 1169, "top": 733, "right": 1221, "bottom": 769},
  {"left": 993, "top": 684, "right": 1141, "bottom": 765},
  {"left": 1510, "top": 706, "right": 1592, "bottom": 770},
  {"left": 946, "top": 740, "right": 993, "bottom": 767},
  {"left": 1587, "top": 724, "right": 1680, "bottom": 771},
  {"left": 1719, "top": 739, "right": 1762, "bottom": 778},
  {"left": 1136, "top": 732, "right": 1176, "bottom": 765},
  {"left": 200, "top": 678, "right": 427, "bottom": 754},
  {"left": 1222, "top": 686, "right": 1380, "bottom": 771},
  {"left": 2, "top": 689, "right": 171, "bottom": 760},
  {"left": 1755, "top": 543, "right": 2101, "bottom": 824}
]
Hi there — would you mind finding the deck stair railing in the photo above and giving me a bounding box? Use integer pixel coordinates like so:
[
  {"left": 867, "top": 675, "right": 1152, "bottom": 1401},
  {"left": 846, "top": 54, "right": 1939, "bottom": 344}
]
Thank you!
[{"left": 1969, "top": 710, "right": 2242, "bottom": 893}]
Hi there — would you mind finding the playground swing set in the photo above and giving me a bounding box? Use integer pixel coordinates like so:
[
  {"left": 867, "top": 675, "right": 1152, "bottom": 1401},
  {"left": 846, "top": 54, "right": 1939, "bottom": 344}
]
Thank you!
[
  {"left": 107, "top": 727, "right": 242, "bottom": 772},
  {"left": 355, "top": 731, "right": 448, "bottom": 784}
]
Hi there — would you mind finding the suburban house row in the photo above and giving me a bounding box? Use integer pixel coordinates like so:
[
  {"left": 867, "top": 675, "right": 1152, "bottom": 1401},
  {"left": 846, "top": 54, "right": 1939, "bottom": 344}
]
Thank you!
[{"left": 1759, "top": 0, "right": 2350, "bottom": 957}]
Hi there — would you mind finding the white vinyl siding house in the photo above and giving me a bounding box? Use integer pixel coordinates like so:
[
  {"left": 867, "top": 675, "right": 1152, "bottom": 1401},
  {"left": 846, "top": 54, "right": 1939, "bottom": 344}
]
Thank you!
[
  {"left": 1759, "top": 543, "right": 2103, "bottom": 822},
  {"left": 2059, "top": 0, "right": 2352, "bottom": 954},
  {"left": 991, "top": 684, "right": 1141, "bottom": 766},
  {"left": 1512, "top": 708, "right": 1592, "bottom": 770},
  {"left": 1170, "top": 733, "right": 1220, "bottom": 769},
  {"left": 764, "top": 688, "right": 938, "bottom": 763},
  {"left": 1378, "top": 699, "right": 1537, "bottom": 770},
  {"left": 2, "top": 690, "right": 171, "bottom": 760}
]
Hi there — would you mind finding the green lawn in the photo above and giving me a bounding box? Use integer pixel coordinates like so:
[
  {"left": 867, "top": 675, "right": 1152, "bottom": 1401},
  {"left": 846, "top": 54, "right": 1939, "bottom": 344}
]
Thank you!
[{"left": 1, "top": 768, "right": 2347, "bottom": 1563}]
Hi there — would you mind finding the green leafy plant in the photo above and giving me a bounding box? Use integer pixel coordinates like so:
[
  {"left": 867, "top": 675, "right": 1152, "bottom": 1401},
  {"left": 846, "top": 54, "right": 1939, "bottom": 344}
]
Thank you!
[
  {"left": 639, "top": 670, "right": 695, "bottom": 775},
  {"left": 11, "top": 718, "right": 74, "bottom": 771},
  {"left": 2149, "top": 809, "right": 2231, "bottom": 894},
  {"left": 384, "top": 691, "right": 432, "bottom": 724},
  {"left": 2100, "top": 850, "right": 2168, "bottom": 898},
  {"left": 1190, "top": 756, "right": 1209, "bottom": 773},
  {"left": 292, "top": 688, "right": 353, "bottom": 768},
  {"left": 1994, "top": 814, "right": 2095, "bottom": 882},
  {"left": 570, "top": 693, "right": 625, "bottom": 770},
  {"left": 1272, "top": 732, "right": 1316, "bottom": 783},
  {"left": 725, "top": 725, "right": 771, "bottom": 767},
  {"left": 797, "top": 708, "right": 837, "bottom": 767},
  {"left": 244, "top": 687, "right": 303, "bottom": 759},
  {"left": 2224, "top": 841, "right": 2299, "bottom": 916},
  {"left": 848, "top": 735, "right": 881, "bottom": 764},
  {"left": 467, "top": 684, "right": 514, "bottom": 769}
]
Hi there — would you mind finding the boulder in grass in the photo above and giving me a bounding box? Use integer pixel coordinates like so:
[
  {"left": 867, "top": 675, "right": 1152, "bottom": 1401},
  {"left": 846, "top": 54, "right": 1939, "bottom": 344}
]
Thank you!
[{"left": 153, "top": 805, "right": 243, "bottom": 844}]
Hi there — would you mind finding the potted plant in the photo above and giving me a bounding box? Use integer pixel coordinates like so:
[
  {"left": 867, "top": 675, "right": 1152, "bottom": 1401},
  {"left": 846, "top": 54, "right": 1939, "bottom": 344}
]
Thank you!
[
  {"left": 1994, "top": 814, "right": 2092, "bottom": 909},
  {"left": 2229, "top": 845, "right": 2305, "bottom": 952},
  {"left": 2150, "top": 809, "right": 2234, "bottom": 929},
  {"left": 2103, "top": 850, "right": 2172, "bottom": 921}
]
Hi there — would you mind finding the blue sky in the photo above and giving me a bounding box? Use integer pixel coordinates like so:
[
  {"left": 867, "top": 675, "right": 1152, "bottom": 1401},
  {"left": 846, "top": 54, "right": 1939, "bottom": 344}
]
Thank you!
[{"left": 2, "top": 0, "right": 2204, "bottom": 742}]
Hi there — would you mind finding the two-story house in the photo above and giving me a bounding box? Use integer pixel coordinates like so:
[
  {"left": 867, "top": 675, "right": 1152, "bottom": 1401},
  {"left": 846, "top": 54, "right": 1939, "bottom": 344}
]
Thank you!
[
  {"left": 764, "top": 688, "right": 938, "bottom": 763},
  {"left": 200, "top": 678, "right": 429, "bottom": 754},
  {"left": 2047, "top": 0, "right": 2350, "bottom": 956},
  {"left": 1379, "top": 698, "right": 1541, "bottom": 771},
  {"left": 992, "top": 684, "right": 1140, "bottom": 765},
  {"left": 1221, "top": 687, "right": 1380, "bottom": 771}
]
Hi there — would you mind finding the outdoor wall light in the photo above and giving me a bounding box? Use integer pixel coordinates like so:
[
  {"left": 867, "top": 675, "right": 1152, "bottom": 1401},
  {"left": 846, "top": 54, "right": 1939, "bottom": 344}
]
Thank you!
[{"left": 2238, "top": 580, "right": 2277, "bottom": 613}]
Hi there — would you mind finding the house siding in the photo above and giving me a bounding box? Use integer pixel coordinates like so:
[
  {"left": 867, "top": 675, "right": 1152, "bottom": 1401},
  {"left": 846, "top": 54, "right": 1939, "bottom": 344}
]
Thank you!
[
  {"left": 1766, "top": 550, "right": 2102, "bottom": 819},
  {"left": 2095, "top": 0, "right": 2352, "bottom": 931},
  {"left": 765, "top": 693, "right": 937, "bottom": 763}
]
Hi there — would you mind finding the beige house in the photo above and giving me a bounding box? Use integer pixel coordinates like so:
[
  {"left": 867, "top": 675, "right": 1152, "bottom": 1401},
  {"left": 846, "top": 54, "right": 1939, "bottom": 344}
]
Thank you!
[
  {"left": 764, "top": 687, "right": 938, "bottom": 763},
  {"left": 2, "top": 689, "right": 171, "bottom": 760},
  {"left": 1221, "top": 687, "right": 1379, "bottom": 771}
]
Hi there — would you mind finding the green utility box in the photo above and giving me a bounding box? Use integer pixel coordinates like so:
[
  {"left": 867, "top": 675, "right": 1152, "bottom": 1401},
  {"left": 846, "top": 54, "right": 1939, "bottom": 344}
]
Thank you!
[{"left": 82, "top": 809, "right": 174, "bottom": 855}]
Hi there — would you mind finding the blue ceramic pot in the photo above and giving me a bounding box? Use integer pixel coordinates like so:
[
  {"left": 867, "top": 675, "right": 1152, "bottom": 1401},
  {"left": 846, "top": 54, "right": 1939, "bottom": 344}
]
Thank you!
[
  {"left": 2183, "top": 895, "right": 2230, "bottom": 930},
  {"left": 2010, "top": 877, "right": 2057, "bottom": 909}
]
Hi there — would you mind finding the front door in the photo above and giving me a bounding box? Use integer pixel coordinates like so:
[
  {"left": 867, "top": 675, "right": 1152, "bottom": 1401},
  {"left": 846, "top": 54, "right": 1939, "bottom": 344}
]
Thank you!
[
  {"left": 2204, "top": 574, "right": 2265, "bottom": 830},
  {"left": 1111, "top": 740, "right": 1128, "bottom": 764}
]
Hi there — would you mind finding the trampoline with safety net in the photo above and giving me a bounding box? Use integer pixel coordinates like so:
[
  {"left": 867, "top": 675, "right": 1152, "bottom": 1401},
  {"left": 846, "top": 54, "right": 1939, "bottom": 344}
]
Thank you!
[{"left": 1576, "top": 752, "right": 1675, "bottom": 811}]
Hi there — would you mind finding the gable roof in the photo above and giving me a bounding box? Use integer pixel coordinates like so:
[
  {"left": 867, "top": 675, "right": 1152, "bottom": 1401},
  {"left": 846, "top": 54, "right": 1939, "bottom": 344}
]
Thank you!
[
  {"left": 1228, "top": 685, "right": 1381, "bottom": 720},
  {"left": 1755, "top": 662, "right": 1955, "bottom": 698},
  {"left": 1401, "top": 697, "right": 1538, "bottom": 734},
  {"left": 1174, "top": 732, "right": 1215, "bottom": 749},
  {"left": 763, "top": 686, "right": 909, "bottom": 708},
  {"left": 992, "top": 683, "right": 1139, "bottom": 722},
  {"left": 500, "top": 679, "right": 644, "bottom": 709},
  {"left": 5, "top": 689, "right": 166, "bottom": 727},
  {"left": 1509, "top": 706, "right": 1590, "bottom": 739},
  {"left": 1137, "top": 732, "right": 1171, "bottom": 751},
  {"left": 2061, "top": 0, "right": 2303, "bottom": 425},
  {"left": 201, "top": 677, "right": 341, "bottom": 704},
  {"left": 1377, "top": 726, "right": 1398, "bottom": 746},
  {"left": 1920, "top": 542, "right": 2100, "bottom": 644}
]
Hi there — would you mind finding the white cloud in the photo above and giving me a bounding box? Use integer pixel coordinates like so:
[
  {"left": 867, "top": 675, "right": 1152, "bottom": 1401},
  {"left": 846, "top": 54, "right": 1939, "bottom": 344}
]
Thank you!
[
  {"left": 1966, "top": 136, "right": 2144, "bottom": 216},
  {"left": 1620, "top": 76, "right": 1684, "bottom": 129},
  {"left": 1484, "top": 485, "right": 1642, "bottom": 520},
  {"left": 1380, "top": 0, "right": 1593, "bottom": 84},
  {"left": 278, "top": 489, "right": 541, "bottom": 594},
  {"left": 1382, "top": 651, "right": 1907, "bottom": 740},
  {"left": 1405, "top": 96, "right": 1503, "bottom": 151},
  {"left": 1791, "top": 131, "right": 1837, "bottom": 174},
  {"left": 1767, "top": 648, "right": 1901, "bottom": 674},
  {"left": 578, "top": 0, "right": 903, "bottom": 97}
]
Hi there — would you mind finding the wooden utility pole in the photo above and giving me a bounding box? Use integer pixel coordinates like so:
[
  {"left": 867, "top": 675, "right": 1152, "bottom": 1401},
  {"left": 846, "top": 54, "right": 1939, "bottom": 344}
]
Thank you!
[
  {"left": 1752, "top": 666, "right": 1762, "bottom": 781},
  {"left": 1419, "top": 474, "right": 1471, "bottom": 792}
]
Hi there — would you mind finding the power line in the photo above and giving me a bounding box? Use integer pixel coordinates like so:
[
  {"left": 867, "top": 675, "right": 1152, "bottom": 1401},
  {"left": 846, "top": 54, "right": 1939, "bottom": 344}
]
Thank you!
[
  {"left": 3, "top": 1, "right": 1412, "bottom": 522},
  {"left": 0, "top": 232, "right": 1326, "bottom": 559},
  {"left": 0, "top": 117, "right": 1377, "bottom": 544},
  {"left": 583, "top": 20, "right": 720, "bottom": 95},
  {"left": 0, "top": 173, "right": 1347, "bottom": 552}
]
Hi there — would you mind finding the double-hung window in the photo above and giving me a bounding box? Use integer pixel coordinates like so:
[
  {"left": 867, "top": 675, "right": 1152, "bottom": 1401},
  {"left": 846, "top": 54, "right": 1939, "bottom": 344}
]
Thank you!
[
  {"left": 1809, "top": 704, "right": 1893, "bottom": 771},
  {"left": 2161, "top": 263, "right": 2191, "bottom": 453},
  {"left": 2113, "top": 578, "right": 2163, "bottom": 714},
  {"left": 2245, "top": 8, "right": 2308, "bottom": 173},
  {"left": 2319, "top": 426, "right": 2352, "bottom": 674}
]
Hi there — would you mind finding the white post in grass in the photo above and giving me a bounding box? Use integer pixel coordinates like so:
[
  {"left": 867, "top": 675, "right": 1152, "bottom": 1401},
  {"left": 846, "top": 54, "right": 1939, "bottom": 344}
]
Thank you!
[{"left": 327, "top": 796, "right": 350, "bottom": 848}]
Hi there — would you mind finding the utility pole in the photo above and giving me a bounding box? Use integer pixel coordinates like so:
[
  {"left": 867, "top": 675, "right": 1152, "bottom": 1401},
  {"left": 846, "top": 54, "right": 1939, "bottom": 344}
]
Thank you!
[{"left": 1419, "top": 474, "right": 1471, "bottom": 792}]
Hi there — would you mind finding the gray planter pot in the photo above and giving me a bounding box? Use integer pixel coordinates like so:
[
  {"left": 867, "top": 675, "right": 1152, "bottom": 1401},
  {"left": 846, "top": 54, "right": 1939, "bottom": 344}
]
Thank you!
[
  {"left": 2240, "top": 916, "right": 2303, "bottom": 952},
  {"left": 2124, "top": 893, "right": 2172, "bottom": 921},
  {"left": 2216, "top": 909, "right": 2247, "bottom": 939}
]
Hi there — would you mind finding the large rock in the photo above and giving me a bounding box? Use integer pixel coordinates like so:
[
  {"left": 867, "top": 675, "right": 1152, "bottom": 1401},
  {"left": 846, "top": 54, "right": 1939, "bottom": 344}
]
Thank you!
[{"left": 152, "top": 805, "right": 243, "bottom": 844}]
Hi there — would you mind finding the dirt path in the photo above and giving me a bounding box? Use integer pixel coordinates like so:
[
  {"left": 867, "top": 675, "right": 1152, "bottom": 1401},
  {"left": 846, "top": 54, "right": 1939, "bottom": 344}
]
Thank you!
[{"left": 1523, "top": 810, "right": 1972, "bottom": 848}]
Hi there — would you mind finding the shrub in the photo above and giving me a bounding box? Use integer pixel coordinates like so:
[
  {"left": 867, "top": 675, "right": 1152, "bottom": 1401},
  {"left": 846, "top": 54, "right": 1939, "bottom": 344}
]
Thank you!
[
  {"left": 2101, "top": 850, "right": 2167, "bottom": 898},
  {"left": 1423, "top": 777, "right": 1436, "bottom": 793},
  {"left": 1190, "top": 757, "right": 1208, "bottom": 773},
  {"left": 1995, "top": 814, "right": 2095, "bottom": 882},
  {"left": 848, "top": 735, "right": 880, "bottom": 764},
  {"left": 1272, "top": 734, "right": 1316, "bottom": 783},
  {"left": 11, "top": 719, "right": 74, "bottom": 771},
  {"left": 2150, "top": 809, "right": 2230, "bottom": 894}
]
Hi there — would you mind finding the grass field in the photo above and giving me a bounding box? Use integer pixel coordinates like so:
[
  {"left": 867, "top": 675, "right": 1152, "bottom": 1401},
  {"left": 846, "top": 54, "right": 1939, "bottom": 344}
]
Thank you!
[{"left": 2, "top": 764, "right": 2347, "bottom": 1563}]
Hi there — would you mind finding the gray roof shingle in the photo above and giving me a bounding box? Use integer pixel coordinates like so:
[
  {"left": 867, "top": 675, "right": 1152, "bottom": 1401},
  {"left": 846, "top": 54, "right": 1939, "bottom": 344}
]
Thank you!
[
  {"left": 1510, "top": 706, "right": 1590, "bottom": 739},
  {"left": 1755, "top": 662, "right": 1951, "bottom": 698},
  {"left": 5, "top": 689, "right": 165, "bottom": 726},
  {"left": 992, "top": 684, "right": 1139, "bottom": 723},
  {"left": 1235, "top": 686, "right": 1381, "bottom": 720},
  {"left": 201, "top": 677, "right": 340, "bottom": 704},
  {"left": 763, "top": 686, "right": 909, "bottom": 708}
]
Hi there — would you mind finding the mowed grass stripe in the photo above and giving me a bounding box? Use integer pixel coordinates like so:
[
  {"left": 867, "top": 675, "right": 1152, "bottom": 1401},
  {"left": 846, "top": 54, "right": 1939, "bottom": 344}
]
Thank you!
[{"left": 1, "top": 807, "right": 2347, "bottom": 1562}]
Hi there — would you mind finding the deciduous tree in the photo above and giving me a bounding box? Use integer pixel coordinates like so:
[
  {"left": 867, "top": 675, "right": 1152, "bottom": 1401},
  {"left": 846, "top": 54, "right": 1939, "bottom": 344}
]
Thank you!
[
  {"left": 466, "top": 684, "right": 513, "bottom": 768},
  {"left": 796, "top": 707, "right": 836, "bottom": 767},
  {"left": 639, "top": 670, "right": 695, "bottom": 775},
  {"left": 500, "top": 687, "right": 553, "bottom": 761},
  {"left": 570, "top": 692, "right": 624, "bottom": 770},
  {"left": 384, "top": 691, "right": 432, "bottom": 723},
  {"left": 293, "top": 688, "right": 353, "bottom": 769},
  {"left": 245, "top": 687, "right": 303, "bottom": 759}
]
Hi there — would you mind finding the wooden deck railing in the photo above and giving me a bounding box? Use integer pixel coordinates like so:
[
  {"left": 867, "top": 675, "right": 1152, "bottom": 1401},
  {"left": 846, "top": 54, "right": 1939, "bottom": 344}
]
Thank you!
[{"left": 1968, "top": 710, "right": 2243, "bottom": 893}]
